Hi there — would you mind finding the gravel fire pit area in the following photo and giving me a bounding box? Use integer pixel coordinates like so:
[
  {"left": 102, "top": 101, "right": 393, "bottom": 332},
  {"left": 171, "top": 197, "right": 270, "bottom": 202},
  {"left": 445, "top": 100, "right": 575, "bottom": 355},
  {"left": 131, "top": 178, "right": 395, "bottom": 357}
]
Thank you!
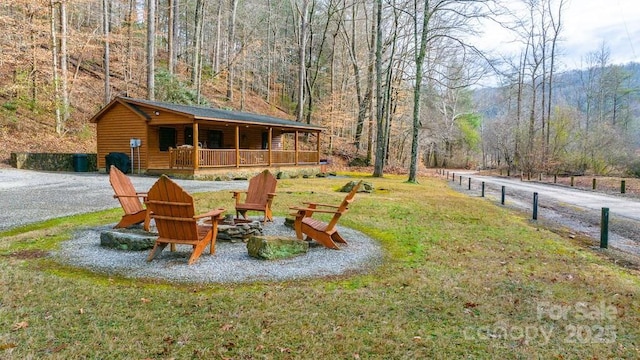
[{"left": 54, "top": 217, "right": 383, "bottom": 284}]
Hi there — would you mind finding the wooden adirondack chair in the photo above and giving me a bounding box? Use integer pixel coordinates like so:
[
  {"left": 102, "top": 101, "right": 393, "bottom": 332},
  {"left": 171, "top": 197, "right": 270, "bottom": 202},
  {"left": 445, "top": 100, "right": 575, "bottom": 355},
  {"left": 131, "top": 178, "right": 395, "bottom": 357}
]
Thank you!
[
  {"left": 232, "top": 170, "right": 278, "bottom": 222},
  {"left": 289, "top": 180, "right": 362, "bottom": 249},
  {"left": 146, "top": 175, "right": 225, "bottom": 265},
  {"left": 109, "top": 165, "right": 150, "bottom": 231}
]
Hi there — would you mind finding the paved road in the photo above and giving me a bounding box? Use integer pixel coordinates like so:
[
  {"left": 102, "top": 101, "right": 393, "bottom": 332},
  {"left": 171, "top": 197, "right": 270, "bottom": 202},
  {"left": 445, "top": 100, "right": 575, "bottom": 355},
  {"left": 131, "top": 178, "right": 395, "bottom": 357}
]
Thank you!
[
  {"left": 447, "top": 172, "right": 640, "bottom": 257},
  {"left": 466, "top": 175, "right": 640, "bottom": 221},
  {"left": 0, "top": 168, "right": 245, "bottom": 231}
]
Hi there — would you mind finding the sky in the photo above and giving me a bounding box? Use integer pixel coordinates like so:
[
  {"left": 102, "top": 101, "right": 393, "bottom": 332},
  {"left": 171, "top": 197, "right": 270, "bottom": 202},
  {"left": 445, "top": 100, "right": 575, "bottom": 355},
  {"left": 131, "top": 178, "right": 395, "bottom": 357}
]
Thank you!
[{"left": 475, "top": 0, "right": 640, "bottom": 72}]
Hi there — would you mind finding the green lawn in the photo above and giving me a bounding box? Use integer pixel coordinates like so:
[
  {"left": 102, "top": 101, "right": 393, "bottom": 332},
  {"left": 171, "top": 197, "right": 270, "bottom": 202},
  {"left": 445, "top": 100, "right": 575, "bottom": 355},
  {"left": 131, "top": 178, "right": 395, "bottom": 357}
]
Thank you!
[{"left": 1, "top": 174, "right": 638, "bottom": 359}]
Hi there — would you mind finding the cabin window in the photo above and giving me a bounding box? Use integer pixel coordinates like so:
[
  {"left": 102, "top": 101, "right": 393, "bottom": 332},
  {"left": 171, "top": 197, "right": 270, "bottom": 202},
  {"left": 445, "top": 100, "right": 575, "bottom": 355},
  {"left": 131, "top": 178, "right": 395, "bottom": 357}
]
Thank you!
[
  {"left": 159, "top": 127, "right": 176, "bottom": 151},
  {"left": 262, "top": 132, "right": 269, "bottom": 149},
  {"left": 208, "top": 130, "right": 223, "bottom": 149},
  {"left": 185, "top": 127, "right": 193, "bottom": 146}
]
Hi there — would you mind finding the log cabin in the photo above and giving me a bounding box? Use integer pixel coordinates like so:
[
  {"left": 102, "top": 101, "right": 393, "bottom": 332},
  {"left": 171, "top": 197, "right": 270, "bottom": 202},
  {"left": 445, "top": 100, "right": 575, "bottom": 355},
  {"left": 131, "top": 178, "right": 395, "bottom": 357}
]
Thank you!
[{"left": 90, "top": 97, "right": 325, "bottom": 179}]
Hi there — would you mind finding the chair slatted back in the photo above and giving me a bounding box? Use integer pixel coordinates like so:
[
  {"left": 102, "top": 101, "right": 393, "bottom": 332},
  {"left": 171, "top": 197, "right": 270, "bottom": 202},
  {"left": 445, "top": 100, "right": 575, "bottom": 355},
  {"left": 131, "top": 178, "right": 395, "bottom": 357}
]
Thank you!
[
  {"left": 109, "top": 165, "right": 144, "bottom": 215},
  {"left": 327, "top": 181, "right": 362, "bottom": 229},
  {"left": 245, "top": 170, "right": 277, "bottom": 205},
  {"left": 146, "top": 175, "right": 198, "bottom": 241}
]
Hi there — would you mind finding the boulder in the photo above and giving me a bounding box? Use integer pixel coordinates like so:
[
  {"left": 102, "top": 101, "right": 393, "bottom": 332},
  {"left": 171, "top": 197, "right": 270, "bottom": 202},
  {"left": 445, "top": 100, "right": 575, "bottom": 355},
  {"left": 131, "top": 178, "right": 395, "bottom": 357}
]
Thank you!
[
  {"left": 340, "top": 180, "right": 374, "bottom": 193},
  {"left": 247, "top": 236, "right": 308, "bottom": 260},
  {"left": 283, "top": 217, "right": 295, "bottom": 229},
  {"left": 100, "top": 228, "right": 158, "bottom": 251}
]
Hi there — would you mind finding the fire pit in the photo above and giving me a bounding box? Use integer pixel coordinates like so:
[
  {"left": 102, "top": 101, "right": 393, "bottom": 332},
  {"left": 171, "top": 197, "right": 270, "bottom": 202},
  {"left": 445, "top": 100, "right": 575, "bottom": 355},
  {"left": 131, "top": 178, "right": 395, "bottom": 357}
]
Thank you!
[{"left": 215, "top": 217, "right": 263, "bottom": 243}]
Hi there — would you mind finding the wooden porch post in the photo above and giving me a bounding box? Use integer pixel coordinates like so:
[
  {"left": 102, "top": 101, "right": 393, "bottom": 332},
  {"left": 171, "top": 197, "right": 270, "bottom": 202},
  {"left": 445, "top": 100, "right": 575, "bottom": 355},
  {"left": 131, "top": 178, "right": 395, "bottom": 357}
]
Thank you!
[
  {"left": 235, "top": 125, "right": 240, "bottom": 168},
  {"left": 294, "top": 131, "right": 299, "bottom": 165},
  {"left": 194, "top": 122, "right": 200, "bottom": 170},
  {"left": 316, "top": 131, "right": 321, "bottom": 164},
  {"left": 268, "top": 127, "right": 272, "bottom": 166}
]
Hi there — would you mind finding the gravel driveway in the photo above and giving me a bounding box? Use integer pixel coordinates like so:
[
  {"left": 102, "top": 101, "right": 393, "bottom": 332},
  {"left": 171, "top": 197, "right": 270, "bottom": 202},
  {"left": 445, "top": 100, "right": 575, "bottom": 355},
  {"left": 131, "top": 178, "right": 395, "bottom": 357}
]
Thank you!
[{"left": 0, "top": 168, "right": 243, "bottom": 231}]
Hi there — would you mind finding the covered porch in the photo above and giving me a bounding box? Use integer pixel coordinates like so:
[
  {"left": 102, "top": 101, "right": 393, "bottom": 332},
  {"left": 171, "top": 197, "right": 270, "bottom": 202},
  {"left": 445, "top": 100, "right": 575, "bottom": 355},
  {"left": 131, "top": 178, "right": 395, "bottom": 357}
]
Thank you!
[
  {"left": 170, "top": 148, "right": 320, "bottom": 168},
  {"left": 163, "top": 122, "right": 321, "bottom": 170}
]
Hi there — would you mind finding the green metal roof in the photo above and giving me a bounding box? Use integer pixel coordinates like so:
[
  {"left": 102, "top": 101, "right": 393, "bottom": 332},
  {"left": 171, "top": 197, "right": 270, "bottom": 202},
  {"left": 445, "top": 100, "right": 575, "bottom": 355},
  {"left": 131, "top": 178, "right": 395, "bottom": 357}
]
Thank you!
[{"left": 119, "top": 97, "right": 324, "bottom": 131}]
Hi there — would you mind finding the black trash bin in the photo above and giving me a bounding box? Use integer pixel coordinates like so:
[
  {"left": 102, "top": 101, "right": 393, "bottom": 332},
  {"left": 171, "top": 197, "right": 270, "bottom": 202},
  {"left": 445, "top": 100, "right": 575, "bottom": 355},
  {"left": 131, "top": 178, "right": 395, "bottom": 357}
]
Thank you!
[
  {"left": 72, "top": 153, "right": 89, "bottom": 172},
  {"left": 105, "top": 152, "right": 131, "bottom": 174}
]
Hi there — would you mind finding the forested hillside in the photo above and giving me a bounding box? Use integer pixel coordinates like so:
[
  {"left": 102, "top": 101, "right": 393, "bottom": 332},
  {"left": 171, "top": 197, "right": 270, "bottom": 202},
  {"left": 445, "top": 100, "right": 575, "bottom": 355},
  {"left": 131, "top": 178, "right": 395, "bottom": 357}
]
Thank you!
[
  {"left": 1, "top": 1, "right": 639, "bottom": 176},
  {"left": 476, "top": 61, "right": 640, "bottom": 175}
]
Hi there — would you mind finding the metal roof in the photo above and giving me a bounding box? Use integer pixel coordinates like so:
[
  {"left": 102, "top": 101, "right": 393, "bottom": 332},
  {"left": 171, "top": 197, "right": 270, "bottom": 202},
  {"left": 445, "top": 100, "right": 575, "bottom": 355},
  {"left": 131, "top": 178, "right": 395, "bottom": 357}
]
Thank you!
[{"left": 119, "top": 97, "right": 324, "bottom": 131}]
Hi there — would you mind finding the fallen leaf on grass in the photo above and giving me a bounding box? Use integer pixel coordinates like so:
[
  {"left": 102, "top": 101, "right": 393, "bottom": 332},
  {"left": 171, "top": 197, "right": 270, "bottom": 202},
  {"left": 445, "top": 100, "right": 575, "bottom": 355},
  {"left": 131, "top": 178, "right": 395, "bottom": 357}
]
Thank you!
[
  {"left": 12, "top": 321, "right": 28, "bottom": 331},
  {"left": 220, "top": 323, "right": 234, "bottom": 331},
  {"left": 0, "top": 343, "right": 17, "bottom": 350},
  {"left": 141, "top": 298, "right": 151, "bottom": 303}
]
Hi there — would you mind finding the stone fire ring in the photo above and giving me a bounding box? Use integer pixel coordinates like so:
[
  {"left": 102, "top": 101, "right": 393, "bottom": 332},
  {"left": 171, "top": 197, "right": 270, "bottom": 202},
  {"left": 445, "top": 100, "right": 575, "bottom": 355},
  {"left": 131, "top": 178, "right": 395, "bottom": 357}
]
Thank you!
[{"left": 54, "top": 217, "right": 384, "bottom": 284}]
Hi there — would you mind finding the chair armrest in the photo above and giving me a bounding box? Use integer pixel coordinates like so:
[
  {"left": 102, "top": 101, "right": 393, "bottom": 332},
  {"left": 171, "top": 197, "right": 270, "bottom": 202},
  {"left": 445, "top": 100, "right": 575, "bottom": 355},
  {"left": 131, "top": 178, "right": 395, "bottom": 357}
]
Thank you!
[
  {"left": 194, "top": 208, "right": 225, "bottom": 219},
  {"left": 231, "top": 190, "right": 247, "bottom": 199},
  {"left": 289, "top": 206, "right": 340, "bottom": 215},
  {"left": 114, "top": 194, "right": 147, "bottom": 199},
  {"left": 302, "top": 202, "right": 340, "bottom": 208}
]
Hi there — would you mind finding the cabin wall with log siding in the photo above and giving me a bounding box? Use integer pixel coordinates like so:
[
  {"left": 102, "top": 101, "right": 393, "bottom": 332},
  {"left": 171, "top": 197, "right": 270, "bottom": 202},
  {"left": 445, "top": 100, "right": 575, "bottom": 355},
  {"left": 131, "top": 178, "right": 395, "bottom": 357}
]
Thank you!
[
  {"left": 95, "top": 101, "right": 307, "bottom": 172},
  {"left": 95, "top": 102, "right": 148, "bottom": 170}
]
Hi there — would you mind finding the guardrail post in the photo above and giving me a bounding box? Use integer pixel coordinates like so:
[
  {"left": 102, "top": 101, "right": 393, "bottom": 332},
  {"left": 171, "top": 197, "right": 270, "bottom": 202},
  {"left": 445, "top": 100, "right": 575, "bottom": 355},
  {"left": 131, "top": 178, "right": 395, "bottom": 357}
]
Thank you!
[
  {"left": 459, "top": 176, "right": 462, "bottom": 185},
  {"left": 468, "top": 177, "right": 471, "bottom": 190},
  {"left": 600, "top": 207, "right": 609, "bottom": 248},
  {"left": 621, "top": 180, "right": 626, "bottom": 194},
  {"left": 554, "top": 174, "right": 557, "bottom": 183},
  {"left": 481, "top": 181, "right": 485, "bottom": 197},
  {"left": 501, "top": 186, "right": 506, "bottom": 205},
  {"left": 533, "top": 192, "right": 538, "bottom": 220},
  {"left": 592, "top": 178, "right": 597, "bottom": 190},
  {"left": 570, "top": 176, "right": 574, "bottom": 187}
]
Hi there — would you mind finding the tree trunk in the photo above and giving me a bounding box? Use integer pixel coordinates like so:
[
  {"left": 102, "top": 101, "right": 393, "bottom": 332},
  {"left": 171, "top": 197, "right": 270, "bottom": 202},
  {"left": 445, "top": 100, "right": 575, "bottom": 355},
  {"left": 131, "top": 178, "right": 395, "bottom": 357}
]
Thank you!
[
  {"left": 373, "top": 0, "right": 385, "bottom": 177},
  {"left": 226, "top": 0, "right": 238, "bottom": 101},
  {"left": 295, "top": 0, "right": 310, "bottom": 122},
  {"left": 146, "top": 0, "right": 156, "bottom": 100},
  {"left": 168, "top": 0, "right": 178, "bottom": 75},
  {"left": 365, "top": 2, "right": 376, "bottom": 165},
  {"left": 214, "top": 1, "right": 222, "bottom": 74},
  {"left": 192, "top": 0, "right": 205, "bottom": 103},
  {"left": 266, "top": 0, "right": 273, "bottom": 104},
  {"left": 29, "top": 8, "right": 37, "bottom": 103},
  {"left": 125, "top": 0, "right": 134, "bottom": 96},
  {"left": 59, "top": 0, "right": 69, "bottom": 132},
  {"left": 50, "top": 0, "right": 61, "bottom": 133},
  {"left": 103, "top": 0, "right": 110, "bottom": 104},
  {"left": 408, "top": 0, "right": 430, "bottom": 183}
]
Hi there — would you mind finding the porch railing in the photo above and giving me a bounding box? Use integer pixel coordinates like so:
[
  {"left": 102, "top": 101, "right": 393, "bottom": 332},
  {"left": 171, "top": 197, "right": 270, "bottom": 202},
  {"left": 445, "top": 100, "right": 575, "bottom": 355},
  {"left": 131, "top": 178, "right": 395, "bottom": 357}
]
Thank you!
[{"left": 169, "top": 148, "right": 320, "bottom": 169}]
